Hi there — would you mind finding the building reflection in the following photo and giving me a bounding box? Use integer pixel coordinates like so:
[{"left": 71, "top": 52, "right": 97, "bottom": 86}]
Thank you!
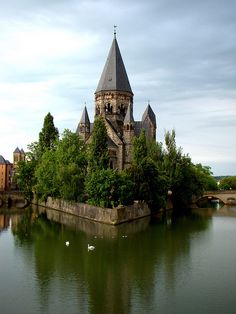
[
  {"left": 0, "top": 214, "right": 10, "bottom": 231},
  {"left": 10, "top": 207, "right": 211, "bottom": 313}
]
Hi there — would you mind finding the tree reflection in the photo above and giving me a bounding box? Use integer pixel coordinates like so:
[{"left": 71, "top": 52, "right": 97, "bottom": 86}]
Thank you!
[{"left": 12, "top": 208, "right": 210, "bottom": 314}]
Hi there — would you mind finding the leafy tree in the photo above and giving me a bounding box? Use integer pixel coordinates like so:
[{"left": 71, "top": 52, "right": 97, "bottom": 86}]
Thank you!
[
  {"left": 16, "top": 142, "right": 40, "bottom": 201},
  {"left": 194, "top": 164, "right": 217, "bottom": 191},
  {"left": 162, "top": 130, "right": 213, "bottom": 209},
  {"left": 16, "top": 159, "right": 37, "bottom": 201},
  {"left": 128, "top": 129, "right": 168, "bottom": 210},
  {"left": 55, "top": 130, "right": 87, "bottom": 201},
  {"left": 38, "top": 112, "right": 59, "bottom": 156},
  {"left": 219, "top": 176, "right": 236, "bottom": 190},
  {"left": 35, "top": 130, "right": 87, "bottom": 202},
  {"left": 88, "top": 117, "right": 109, "bottom": 170},
  {"left": 35, "top": 149, "right": 59, "bottom": 201},
  {"left": 132, "top": 129, "right": 148, "bottom": 164},
  {"left": 17, "top": 113, "right": 58, "bottom": 200},
  {"left": 85, "top": 169, "right": 134, "bottom": 208}
]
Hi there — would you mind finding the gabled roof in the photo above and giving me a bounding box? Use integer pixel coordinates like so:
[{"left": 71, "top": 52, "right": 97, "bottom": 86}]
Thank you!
[
  {"left": 95, "top": 37, "right": 133, "bottom": 94},
  {"left": 124, "top": 103, "right": 134, "bottom": 124},
  {"left": 142, "top": 104, "right": 156, "bottom": 127},
  {"left": 79, "top": 106, "right": 90, "bottom": 125}
]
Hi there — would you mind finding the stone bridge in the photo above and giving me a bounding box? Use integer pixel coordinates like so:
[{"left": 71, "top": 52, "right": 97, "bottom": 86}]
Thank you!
[
  {"left": 197, "top": 190, "right": 236, "bottom": 205},
  {"left": 0, "top": 191, "right": 29, "bottom": 209}
]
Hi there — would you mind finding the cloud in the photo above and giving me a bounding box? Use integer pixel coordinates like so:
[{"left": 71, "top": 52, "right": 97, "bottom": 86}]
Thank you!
[{"left": 0, "top": 0, "right": 235, "bottom": 175}]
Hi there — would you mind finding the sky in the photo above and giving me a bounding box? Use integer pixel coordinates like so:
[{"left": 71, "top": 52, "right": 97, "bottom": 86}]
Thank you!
[{"left": 0, "top": 0, "right": 235, "bottom": 175}]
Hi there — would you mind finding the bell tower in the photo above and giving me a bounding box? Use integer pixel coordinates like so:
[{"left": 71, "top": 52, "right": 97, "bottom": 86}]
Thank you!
[{"left": 94, "top": 32, "right": 133, "bottom": 132}]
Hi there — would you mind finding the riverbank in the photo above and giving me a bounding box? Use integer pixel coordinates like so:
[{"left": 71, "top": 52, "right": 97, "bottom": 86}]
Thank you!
[{"left": 34, "top": 197, "right": 152, "bottom": 225}]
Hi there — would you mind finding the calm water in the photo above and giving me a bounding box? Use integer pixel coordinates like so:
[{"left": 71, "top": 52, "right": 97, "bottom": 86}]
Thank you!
[{"left": 1, "top": 205, "right": 236, "bottom": 314}]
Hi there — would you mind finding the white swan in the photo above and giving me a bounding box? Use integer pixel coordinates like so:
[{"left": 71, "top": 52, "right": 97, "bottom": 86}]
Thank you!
[
  {"left": 65, "top": 241, "right": 70, "bottom": 246},
  {"left": 88, "top": 244, "right": 95, "bottom": 251}
]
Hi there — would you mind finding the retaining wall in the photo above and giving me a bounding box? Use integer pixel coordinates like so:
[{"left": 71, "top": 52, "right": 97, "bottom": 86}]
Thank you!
[{"left": 36, "top": 197, "right": 151, "bottom": 225}]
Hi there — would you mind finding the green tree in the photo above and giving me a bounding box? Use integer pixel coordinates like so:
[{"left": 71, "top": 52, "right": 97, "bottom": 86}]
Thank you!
[
  {"left": 35, "top": 130, "right": 88, "bottom": 202},
  {"left": 85, "top": 169, "right": 134, "bottom": 208},
  {"left": 162, "top": 130, "right": 210, "bottom": 209},
  {"left": 219, "top": 176, "right": 236, "bottom": 190},
  {"left": 16, "top": 159, "right": 37, "bottom": 201},
  {"left": 194, "top": 164, "right": 217, "bottom": 191},
  {"left": 132, "top": 129, "right": 148, "bottom": 164},
  {"left": 16, "top": 142, "right": 40, "bottom": 201},
  {"left": 56, "top": 130, "right": 87, "bottom": 201},
  {"left": 38, "top": 112, "right": 59, "bottom": 156},
  {"left": 88, "top": 116, "right": 109, "bottom": 170},
  {"left": 128, "top": 129, "right": 168, "bottom": 210},
  {"left": 35, "top": 149, "right": 59, "bottom": 201}
]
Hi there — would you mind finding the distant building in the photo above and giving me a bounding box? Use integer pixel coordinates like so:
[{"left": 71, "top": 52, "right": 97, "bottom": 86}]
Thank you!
[
  {"left": 12, "top": 147, "right": 25, "bottom": 190},
  {"left": 76, "top": 34, "right": 156, "bottom": 170},
  {"left": 0, "top": 155, "right": 13, "bottom": 191},
  {"left": 13, "top": 147, "right": 25, "bottom": 169}
]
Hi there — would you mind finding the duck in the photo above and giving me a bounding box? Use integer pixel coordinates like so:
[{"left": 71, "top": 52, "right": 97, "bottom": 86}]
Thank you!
[
  {"left": 65, "top": 241, "right": 70, "bottom": 246},
  {"left": 88, "top": 244, "right": 95, "bottom": 251}
]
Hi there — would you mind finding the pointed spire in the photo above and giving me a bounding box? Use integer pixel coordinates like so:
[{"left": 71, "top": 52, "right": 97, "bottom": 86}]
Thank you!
[
  {"left": 124, "top": 102, "right": 134, "bottom": 124},
  {"left": 80, "top": 106, "right": 90, "bottom": 125},
  {"left": 95, "top": 37, "right": 133, "bottom": 94},
  {"left": 142, "top": 103, "right": 156, "bottom": 127},
  {"left": 14, "top": 147, "right": 21, "bottom": 154}
]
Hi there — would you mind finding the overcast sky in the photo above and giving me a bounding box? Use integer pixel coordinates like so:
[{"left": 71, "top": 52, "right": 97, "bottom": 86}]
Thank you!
[{"left": 0, "top": 0, "right": 235, "bottom": 175}]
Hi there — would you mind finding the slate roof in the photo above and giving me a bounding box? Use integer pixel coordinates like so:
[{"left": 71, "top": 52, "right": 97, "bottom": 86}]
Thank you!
[
  {"left": 0, "top": 155, "right": 6, "bottom": 164},
  {"left": 14, "top": 147, "right": 21, "bottom": 154},
  {"left": 80, "top": 106, "right": 90, "bottom": 124},
  {"left": 95, "top": 37, "right": 133, "bottom": 94},
  {"left": 142, "top": 104, "right": 156, "bottom": 127},
  {"left": 134, "top": 121, "right": 143, "bottom": 137},
  {"left": 124, "top": 103, "right": 134, "bottom": 124}
]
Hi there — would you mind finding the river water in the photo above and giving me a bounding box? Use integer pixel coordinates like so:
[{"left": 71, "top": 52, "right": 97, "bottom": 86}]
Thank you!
[{"left": 0, "top": 205, "right": 236, "bottom": 314}]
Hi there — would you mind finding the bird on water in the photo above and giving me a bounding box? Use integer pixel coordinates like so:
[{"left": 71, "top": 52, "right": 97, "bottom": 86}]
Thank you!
[{"left": 88, "top": 244, "right": 95, "bottom": 251}]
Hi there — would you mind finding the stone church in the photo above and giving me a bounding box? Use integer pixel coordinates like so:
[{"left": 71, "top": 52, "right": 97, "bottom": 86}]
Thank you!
[{"left": 76, "top": 34, "right": 156, "bottom": 170}]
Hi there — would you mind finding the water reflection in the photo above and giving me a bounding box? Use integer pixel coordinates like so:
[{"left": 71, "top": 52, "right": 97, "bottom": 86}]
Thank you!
[
  {"left": 7, "top": 207, "right": 210, "bottom": 314},
  {"left": 1, "top": 204, "right": 236, "bottom": 313},
  {"left": 0, "top": 214, "right": 10, "bottom": 232}
]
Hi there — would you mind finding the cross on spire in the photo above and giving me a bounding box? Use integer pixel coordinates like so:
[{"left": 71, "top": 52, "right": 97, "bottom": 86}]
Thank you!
[{"left": 114, "top": 25, "right": 117, "bottom": 38}]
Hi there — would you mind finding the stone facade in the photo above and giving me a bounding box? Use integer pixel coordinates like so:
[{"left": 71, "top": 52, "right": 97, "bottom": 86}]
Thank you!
[{"left": 76, "top": 36, "right": 157, "bottom": 170}]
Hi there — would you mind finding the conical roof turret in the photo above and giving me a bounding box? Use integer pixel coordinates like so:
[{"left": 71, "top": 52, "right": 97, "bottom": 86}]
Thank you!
[
  {"left": 142, "top": 104, "right": 156, "bottom": 127},
  {"left": 95, "top": 37, "right": 133, "bottom": 94},
  {"left": 14, "top": 147, "right": 21, "bottom": 154},
  {"left": 79, "top": 106, "right": 90, "bottom": 125},
  {"left": 124, "top": 102, "right": 134, "bottom": 124}
]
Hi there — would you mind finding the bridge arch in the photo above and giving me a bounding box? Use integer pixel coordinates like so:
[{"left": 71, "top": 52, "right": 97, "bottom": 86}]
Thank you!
[
  {"left": 196, "top": 191, "right": 236, "bottom": 206},
  {"left": 198, "top": 194, "right": 226, "bottom": 204}
]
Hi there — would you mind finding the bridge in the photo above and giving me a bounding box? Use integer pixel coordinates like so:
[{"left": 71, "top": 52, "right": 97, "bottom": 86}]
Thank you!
[
  {"left": 197, "top": 190, "right": 236, "bottom": 205},
  {"left": 0, "top": 191, "right": 29, "bottom": 209}
]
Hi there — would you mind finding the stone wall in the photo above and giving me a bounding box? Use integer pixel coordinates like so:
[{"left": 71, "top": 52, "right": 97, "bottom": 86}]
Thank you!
[{"left": 36, "top": 197, "right": 151, "bottom": 225}]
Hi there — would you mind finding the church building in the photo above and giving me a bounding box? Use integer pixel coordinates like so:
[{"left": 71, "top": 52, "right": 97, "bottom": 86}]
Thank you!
[{"left": 76, "top": 33, "right": 156, "bottom": 170}]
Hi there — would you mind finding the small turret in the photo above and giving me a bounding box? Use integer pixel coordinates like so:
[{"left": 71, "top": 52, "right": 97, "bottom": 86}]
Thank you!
[
  {"left": 13, "top": 147, "right": 25, "bottom": 167},
  {"left": 142, "top": 103, "right": 156, "bottom": 140},
  {"left": 77, "top": 106, "right": 90, "bottom": 141},
  {"left": 123, "top": 103, "right": 135, "bottom": 167}
]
